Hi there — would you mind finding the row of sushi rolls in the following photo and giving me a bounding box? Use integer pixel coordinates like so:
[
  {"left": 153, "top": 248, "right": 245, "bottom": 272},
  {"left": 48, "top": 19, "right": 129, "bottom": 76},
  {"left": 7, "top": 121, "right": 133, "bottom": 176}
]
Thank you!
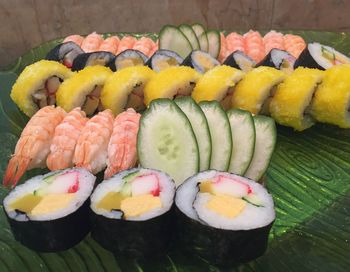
[{"left": 2, "top": 23, "right": 350, "bottom": 266}]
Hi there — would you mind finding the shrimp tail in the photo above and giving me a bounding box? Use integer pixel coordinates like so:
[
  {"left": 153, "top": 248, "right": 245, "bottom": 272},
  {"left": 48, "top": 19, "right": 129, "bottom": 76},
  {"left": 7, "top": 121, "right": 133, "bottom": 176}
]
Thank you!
[
  {"left": 104, "top": 166, "right": 115, "bottom": 180},
  {"left": 3, "top": 156, "right": 30, "bottom": 188}
]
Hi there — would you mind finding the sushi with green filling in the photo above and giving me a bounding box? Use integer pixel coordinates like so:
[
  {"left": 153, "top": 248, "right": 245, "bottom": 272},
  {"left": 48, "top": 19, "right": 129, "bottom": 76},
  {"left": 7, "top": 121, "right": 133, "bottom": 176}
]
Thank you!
[
  {"left": 72, "top": 51, "right": 115, "bottom": 71},
  {"left": 46, "top": 42, "right": 84, "bottom": 68},
  {"left": 182, "top": 50, "right": 220, "bottom": 73},
  {"left": 110, "top": 49, "right": 148, "bottom": 71},
  {"left": 3, "top": 168, "right": 95, "bottom": 252},
  {"left": 146, "top": 49, "right": 183, "bottom": 72}
]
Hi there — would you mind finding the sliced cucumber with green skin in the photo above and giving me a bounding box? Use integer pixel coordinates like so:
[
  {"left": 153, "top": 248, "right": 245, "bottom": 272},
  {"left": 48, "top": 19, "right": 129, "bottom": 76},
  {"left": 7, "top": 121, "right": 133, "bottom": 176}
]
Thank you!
[
  {"left": 174, "top": 97, "right": 211, "bottom": 171},
  {"left": 227, "top": 109, "right": 256, "bottom": 175},
  {"left": 159, "top": 25, "right": 193, "bottom": 59},
  {"left": 191, "top": 23, "right": 209, "bottom": 52},
  {"left": 122, "top": 170, "right": 140, "bottom": 183},
  {"left": 244, "top": 116, "right": 277, "bottom": 182},
  {"left": 137, "top": 99, "right": 199, "bottom": 187},
  {"left": 206, "top": 30, "right": 221, "bottom": 59},
  {"left": 179, "top": 24, "right": 200, "bottom": 50},
  {"left": 199, "top": 101, "right": 232, "bottom": 171}
]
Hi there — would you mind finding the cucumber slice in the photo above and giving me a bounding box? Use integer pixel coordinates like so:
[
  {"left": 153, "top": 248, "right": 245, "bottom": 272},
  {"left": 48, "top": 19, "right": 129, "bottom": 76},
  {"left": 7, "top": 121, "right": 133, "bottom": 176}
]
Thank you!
[
  {"left": 159, "top": 25, "right": 193, "bottom": 59},
  {"left": 199, "top": 101, "right": 232, "bottom": 171},
  {"left": 191, "top": 23, "right": 209, "bottom": 52},
  {"left": 244, "top": 116, "right": 277, "bottom": 182},
  {"left": 137, "top": 99, "right": 199, "bottom": 186},
  {"left": 206, "top": 30, "right": 221, "bottom": 59},
  {"left": 227, "top": 109, "right": 256, "bottom": 175},
  {"left": 179, "top": 24, "right": 200, "bottom": 50},
  {"left": 174, "top": 97, "right": 211, "bottom": 171}
]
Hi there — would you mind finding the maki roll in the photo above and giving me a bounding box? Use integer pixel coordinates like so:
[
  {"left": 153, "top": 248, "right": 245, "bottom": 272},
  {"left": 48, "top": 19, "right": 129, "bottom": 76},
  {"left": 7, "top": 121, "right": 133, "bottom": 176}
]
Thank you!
[
  {"left": 10, "top": 60, "right": 74, "bottom": 117},
  {"left": 182, "top": 50, "right": 220, "bottom": 73},
  {"left": 3, "top": 168, "right": 95, "bottom": 252},
  {"left": 90, "top": 168, "right": 175, "bottom": 258},
  {"left": 257, "top": 49, "right": 296, "bottom": 74},
  {"left": 270, "top": 67, "right": 324, "bottom": 131},
  {"left": 56, "top": 66, "right": 113, "bottom": 116},
  {"left": 101, "top": 66, "right": 155, "bottom": 115},
  {"left": 110, "top": 49, "right": 148, "bottom": 71},
  {"left": 223, "top": 50, "right": 256, "bottom": 72},
  {"left": 46, "top": 42, "right": 84, "bottom": 68},
  {"left": 294, "top": 42, "right": 350, "bottom": 70},
  {"left": 143, "top": 66, "right": 201, "bottom": 105},
  {"left": 72, "top": 51, "right": 116, "bottom": 71},
  {"left": 191, "top": 65, "right": 244, "bottom": 110},
  {"left": 175, "top": 170, "right": 275, "bottom": 266},
  {"left": 146, "top": 49, "right": 183, "bottom": 72},
  {"left": 232, "top": 66, "right": 286, "bottom": 115}
]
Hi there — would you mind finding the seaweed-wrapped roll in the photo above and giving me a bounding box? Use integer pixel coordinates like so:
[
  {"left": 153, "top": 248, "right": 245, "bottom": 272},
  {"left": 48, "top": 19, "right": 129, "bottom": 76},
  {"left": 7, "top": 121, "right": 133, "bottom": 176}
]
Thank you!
[
  {"left": 146, "top": 49, "right": 183, "bottom": 72},
  {"left": 3, "top": 168, "right": 95, "bottom": 252},
  {"left": 110, "top": 49, "right": 148, "bottom": 71},
  {"left": 175, "top": 170, "right": 275, "bottom": 266},
  {"left": 223, "top": 50, "right": 256, "bottom": 72},
  {"left": 72, "top": 51, "right": 116, "bottom": 71},
  {"left": 90, "top": 168, "right": 175, "bottom": 258},
  {"left": 257, "top": 49, "right": 296, "bottom": 74},
  {"left": 182, "top": 50, "right": 220, "bottom": 73},
  {"left": 46, "top": 42, "right": 84, "bottom": 68}
]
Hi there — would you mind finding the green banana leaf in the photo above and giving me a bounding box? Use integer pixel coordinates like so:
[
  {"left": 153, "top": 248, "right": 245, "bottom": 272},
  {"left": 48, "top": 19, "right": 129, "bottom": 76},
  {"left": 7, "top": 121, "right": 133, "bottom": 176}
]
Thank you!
[{"left": 0, "top": 31, "right": 349, "bottom": 272}]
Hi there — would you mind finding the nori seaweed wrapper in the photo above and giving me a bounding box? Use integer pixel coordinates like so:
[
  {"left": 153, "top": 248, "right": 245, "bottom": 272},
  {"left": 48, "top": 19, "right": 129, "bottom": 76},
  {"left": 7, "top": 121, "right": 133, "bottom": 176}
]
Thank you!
[
  {"left": 294, "top": 47, "right": 325, "bottom": 70},
  {"left": 72, "top": 51, "right": 116, "bottom": 71}
]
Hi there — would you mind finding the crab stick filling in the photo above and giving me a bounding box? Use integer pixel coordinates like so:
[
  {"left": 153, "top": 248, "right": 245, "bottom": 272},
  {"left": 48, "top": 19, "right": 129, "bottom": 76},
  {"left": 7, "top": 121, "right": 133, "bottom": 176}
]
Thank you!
[
  {"left": 83, "top": 85, "right": 103, "bottom": 115},
  {"left": 32, "top": 76, "right": 62, "bottom": 108}
]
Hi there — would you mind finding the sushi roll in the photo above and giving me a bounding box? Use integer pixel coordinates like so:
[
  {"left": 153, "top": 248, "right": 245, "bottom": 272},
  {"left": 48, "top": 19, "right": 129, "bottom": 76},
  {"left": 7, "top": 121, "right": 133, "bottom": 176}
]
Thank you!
[
  {"left": 90, "top": 168, "right": 175, "bottom": 258},
  {"left": 56, "top": 66, "right": 113, "bottom": 116},
  {"left": 110, "top": 49, "right": 148, "bottom": 71},
  {"left": 10, "top": 60, "right": 74, "bottom": 117},
  {"left": 72, "top": 51, "right": 116, "bottom": 71},
  {"left": 191, "top": 65, "right": 244, "bottom": 110},
  {"left": 311, "top": 64, "right": 350, "bottom": 128},
  {"left": 257, "top": 49, "right": 296, "bottom": 74},
  {"left": 46, "top": 42, "right": 84, "bottom": 68},
  {"left": 143, "top": 66, "right": 201, "bottom": 105},
  {"left": 182, "top": 50, "right": 220, "bottom": 73},
  {"left": 223, "top": 50, "right": 256, "bottom": 72},
  {"left": 101, "top": 66, "right": 155, "bottom": 115},
  {"left": 175, "top": 170, "right": 275, "bottom": 266},
  {"left": 146, "top": 49, "right": 183, "bottom": 72},
  {"left": 232, "top": 66, "right": 286, "bottom": 115},
  {"left": 270, "top": 67, "right": 324, "bottom": 131},
  {"left": 3, "top": 168, "right": 95, "bottom": 252},
  {"left": 294, "top": 42, "right": 350, "bottom": 70}
]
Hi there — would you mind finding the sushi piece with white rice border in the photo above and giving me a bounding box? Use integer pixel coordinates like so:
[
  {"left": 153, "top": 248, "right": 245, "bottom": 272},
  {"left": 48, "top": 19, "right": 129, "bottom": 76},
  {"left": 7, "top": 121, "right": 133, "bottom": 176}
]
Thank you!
[
  {"left": 182, "top": 50, "right": 220, "bottom": 73},
  {"left": 146, "top": 49, "right": 183, "bottom": 72},
  {"left": 110, "top": 49, "right": 148, "bottom": 71}
]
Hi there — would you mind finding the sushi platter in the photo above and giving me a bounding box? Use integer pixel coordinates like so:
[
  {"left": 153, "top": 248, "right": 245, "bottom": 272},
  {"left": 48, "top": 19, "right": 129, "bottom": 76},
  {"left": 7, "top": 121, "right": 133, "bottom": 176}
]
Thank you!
[{"left": 0, "top": 27, "right": 349, "bottom": 271}]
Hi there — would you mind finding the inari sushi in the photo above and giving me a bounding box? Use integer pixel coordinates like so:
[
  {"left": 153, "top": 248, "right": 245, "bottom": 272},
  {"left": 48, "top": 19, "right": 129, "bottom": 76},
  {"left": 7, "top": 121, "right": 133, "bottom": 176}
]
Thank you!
[
  {"left": 90, "top": 168, "right": 175, "bottom": 258},
  {"left": 3, "top": 168, "right": 95, "bottom": 252},
  {"left": 175, "top": 170, "right": 275, "bottom": 266}
]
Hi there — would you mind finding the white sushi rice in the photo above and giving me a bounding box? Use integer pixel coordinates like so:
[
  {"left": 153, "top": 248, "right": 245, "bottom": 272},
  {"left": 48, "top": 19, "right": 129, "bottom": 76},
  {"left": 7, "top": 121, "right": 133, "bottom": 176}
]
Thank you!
[
  {"left": 175, "top": 170, "right": 275, "bottom": 230},
  {"left": 3, "top": 168, "right": 95, "bottom": 222},
  {"left": 90, "top": 168, "right": 175, "bottom": 221}
]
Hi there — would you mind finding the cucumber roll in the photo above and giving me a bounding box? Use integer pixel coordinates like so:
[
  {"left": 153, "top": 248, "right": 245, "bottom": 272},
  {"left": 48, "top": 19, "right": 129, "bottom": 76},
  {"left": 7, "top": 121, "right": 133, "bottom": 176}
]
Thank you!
[
  {"left": 110, "top": 49, "right": 148, "bottom": 71},
  {"left": 143, "top": 66, "right": 201, "bottom": 106},
  {"left": 232, "top": 66, "right": 286, "bottom": 115},
  {"left": 182, "top": 50, "right": 220, "bottom": 73},
  {"left": 311, "top": 64, "right": 350, "bottom": 128},
  {"left": 257, "top": 49, "right": 296, "bottom": 74},
  {"left": 223, "top": 50, "right": 256, "bottom": 72},
  {"left": 270, "top": 67, "right": 324, "bottom": 131},
  {"left": 56, "top": 66, "right": 113, "bottom": 116},
  {"left": 3, "top": 168, "right": 95, "bottom": 252},
  {"left": 10, "top": 60, "right": 74, "bottom": 117},
  {"left": 90, "top": 168, "right": 175, "bottom": 258},
  {"left": 191, "top": 65, "right": 244, "bottom": 110},
  {"left": 175, "top": 170, "right": 275, "bottom": 266},
  {"left": 101, "top": 66, "right": 156, "bottom": 115},
  {"left": 146, "top": 49, "right": 183, "bottom": 72},
  {"left": 46, "top": 42, "right": 84, "bottom": 68},
  {"left": 72, "top": 51, "right": 116, "bottom": 71}
]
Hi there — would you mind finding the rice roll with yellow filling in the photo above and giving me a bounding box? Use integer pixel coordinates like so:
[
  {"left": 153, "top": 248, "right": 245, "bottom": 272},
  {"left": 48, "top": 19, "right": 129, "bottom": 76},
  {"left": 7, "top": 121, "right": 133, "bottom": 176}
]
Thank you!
[
  {"left": 191, "top": 65, "right": 244, "bottom": 110},
  {"left": 56, "top": 66, "right": 113, "bottom": 116},
  {"left": 232, "top": 66, "right": 286, "bottom": 115},
  {"left": 311, "top": 64, "right": 350, "bottom": 128},
  {"left": 270, "top": 67, "right": 324, "bottom": 131},
  {"left": 144, "top": 66, "right": 201, "bottom": 106},
  {"left": 101, "top": 66, "right": 156, "bottom": 115},
  {"left": 10, "top": 60, "right": 74, "bottom": 117},
  {"left": 146, "top": 49, "right": 183, "bottom": 72}
]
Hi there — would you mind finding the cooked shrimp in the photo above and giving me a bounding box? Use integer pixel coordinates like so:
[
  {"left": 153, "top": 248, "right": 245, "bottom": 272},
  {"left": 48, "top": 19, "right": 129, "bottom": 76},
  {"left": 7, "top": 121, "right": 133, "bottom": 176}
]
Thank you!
[
  {"left": 244, "top": 30, "right": 266, "bottom": 63},
  {"left": 148, "top": 39, "right": 159, "bottom": 57},
  {"left": 63, "top": 35, "right": 84, "bottom": 47},
  {"left": 133, "top": 37, "right": 155, "bottom": 57},
  {"left": 73, "top": 109, "right": 114, "bottom": 174},
  {"left": 116, "top": 36, "right": 137, "bottom": 54},
  {"left": 81, "top": 32, "right": 104, "bottom": 53},
  {"left": 263, "top": 30, "right": 285, "bottom": 54},
  {"left": 104, "top": 108, "right": 141, "bottom": 179},
  {"left": 218, "top": 33, "right": 229, "bottom": 63},
  {"left": 284, "top": 34, "right": 306, "bottom": 58},
  {"left": 47, "top": 108, "right": 88, "bottom": 171},
  {"left": 226, "top": 32, "right": 245, "bottom": 53},
  {"left": 99, "top": 36, "right": 120, "bottom": 54},
  {"left": 3, "top": 106, "right": 66, "bottom": 187}
]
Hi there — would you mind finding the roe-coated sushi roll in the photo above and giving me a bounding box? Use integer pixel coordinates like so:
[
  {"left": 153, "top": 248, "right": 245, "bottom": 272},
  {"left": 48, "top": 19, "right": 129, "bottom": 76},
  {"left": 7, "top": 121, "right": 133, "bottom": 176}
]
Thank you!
[
  {"left": 257, "top": 49, "right": 296, "bottom": 74},
  {"left": 110, "top": 49, "right": 148, "bottom": 71},
  {"left": 175, "top": 170, "right": 275, "bottom": 266},
  {"left": 182, "top": 50, "right": 220, "bottom": 73},
  {"left": 146, "top": 49, "right": 183, "bottom": 72},
  {"left": 3, "top": 168, "right": 95, "bottom": 252},
  {"left": 223, "top": 50, "right": 256, "bottom": 72},
  {"left": 72, "top": 51, "right": 116, "bottom": 71},
  {"left": 10, "top": 60, "right": 74, "bottom": 117},
  {"left": 90, "top": 168, "right": 175, "bottom": 258},
  {"left": 46, "top": 42, "right": 84, "bottom": 68}
]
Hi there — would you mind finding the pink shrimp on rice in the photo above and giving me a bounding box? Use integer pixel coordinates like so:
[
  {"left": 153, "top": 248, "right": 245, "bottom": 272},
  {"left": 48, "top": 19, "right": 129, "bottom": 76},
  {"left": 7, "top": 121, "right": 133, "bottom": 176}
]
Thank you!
[
  {"left": 81, "top": 32, "right": 104, "bottom": 53},
  {"left": 63, "top": 35, "right": 84, "bottom": 47},
  {"left": 284, "top": 34, "right": 306, "bottom": 58},
  {"left": 99, "top": 36, "right": 120, "bottom": 54},
  {"left": 218, "top": 33, "right": 230, "bottom": 63},
  {"left": 116, "top": 36, "right": 137, "bottom": 55},
  {"left": 226, "top": 32, "right": 245, "bottom": 54},
  {"left": 244, "top": 30, "right": 266, "bottom": 62},
  {"left": 133, "top": 37, "right": 155, "bottom": 57},
  {"left": 263, "top": 30, "right": 285, "bottom": 54}
]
